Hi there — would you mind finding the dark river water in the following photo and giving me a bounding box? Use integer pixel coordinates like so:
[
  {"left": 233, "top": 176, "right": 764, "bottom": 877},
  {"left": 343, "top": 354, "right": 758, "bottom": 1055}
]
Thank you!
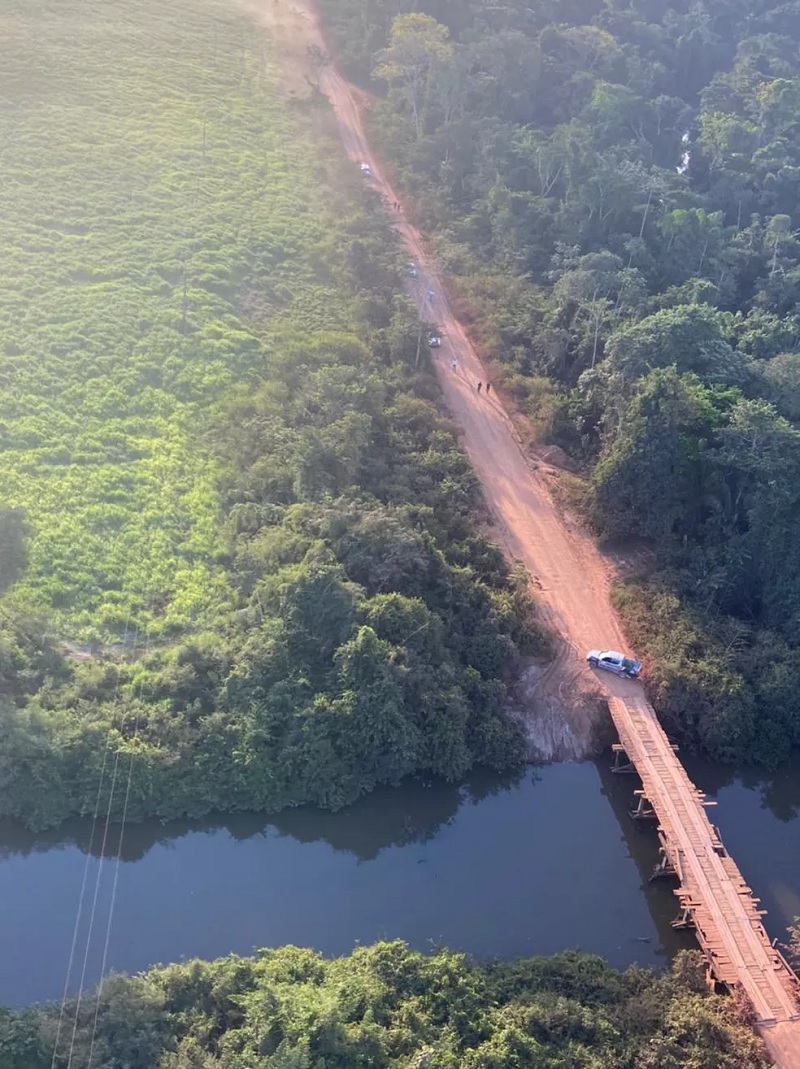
[{"left": 1, "top": 754, "right": 798, "bottom": 1008}]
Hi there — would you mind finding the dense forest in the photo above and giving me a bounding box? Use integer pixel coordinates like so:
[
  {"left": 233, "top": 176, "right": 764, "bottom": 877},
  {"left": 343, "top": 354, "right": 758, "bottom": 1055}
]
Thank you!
[
  {"left": 0, "top": 0, "right": 545, "bottom": 829},
  {"left": 318, "top": 0, "right": 800, "bottom": 767},
  {"left": 0, "top": 3, "right": 795, "bottom": 1064},
  {"left": 0, "top": 943, "right": 770, "bottom": 1068}
]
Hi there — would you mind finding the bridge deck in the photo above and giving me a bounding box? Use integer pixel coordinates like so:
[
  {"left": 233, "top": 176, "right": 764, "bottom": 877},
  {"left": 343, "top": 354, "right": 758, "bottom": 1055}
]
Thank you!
[{"left": 608, "top": 695, "right": 800, "bottom": 1062}]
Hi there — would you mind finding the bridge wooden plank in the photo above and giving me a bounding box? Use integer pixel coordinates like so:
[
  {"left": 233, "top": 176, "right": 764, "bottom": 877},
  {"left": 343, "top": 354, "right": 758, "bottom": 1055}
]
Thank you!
[{"left": 608, "top": 695, "right": 800, "bottom": 1031}]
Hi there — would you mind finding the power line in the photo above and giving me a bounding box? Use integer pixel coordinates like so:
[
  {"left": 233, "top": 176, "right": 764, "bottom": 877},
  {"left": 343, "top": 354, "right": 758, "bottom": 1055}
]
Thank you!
[
  {"left": 50, "top": 621, "right": 131, "bottom": 1069},
  {"left": 62, "top": 621, "right": 142, "bottom": 1069},
  {"left": 64, "top": 731, "right": 125, "bottom": 1069},
  {"left": 86, "top": 630, "right": 154, "bottom": 1069},
  {"left": 53, "top": 139, "right": 209, "bottom": 1069}
]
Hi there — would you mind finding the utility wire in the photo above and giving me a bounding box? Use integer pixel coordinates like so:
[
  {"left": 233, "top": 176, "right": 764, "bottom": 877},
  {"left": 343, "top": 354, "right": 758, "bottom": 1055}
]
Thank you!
[
  {"left": 53, "top": 161, "right": 205, "bottom": 1069},
  {"left": 63, "top": 621, "right": 142, "bottom": 1069},
  {"left": 86, "top": 628, "right": 154, "bottom": 1069},
  {"left": 50, "top": 622, "right": 131, "bottom": 1069}
]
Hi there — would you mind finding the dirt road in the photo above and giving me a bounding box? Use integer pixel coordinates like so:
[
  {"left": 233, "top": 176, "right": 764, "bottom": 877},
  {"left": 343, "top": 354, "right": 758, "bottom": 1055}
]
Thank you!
[
  {"left": 241, "top": 3, "right": 800, "bottom": 1059},
  {"left": 241, "top": 0, "right": 643, "bottom": 755}
]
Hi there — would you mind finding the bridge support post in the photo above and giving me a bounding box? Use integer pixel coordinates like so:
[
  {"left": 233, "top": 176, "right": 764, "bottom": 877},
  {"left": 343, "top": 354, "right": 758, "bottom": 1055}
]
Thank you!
[
  {"left": 630, "top": 792, "right": 656, "bottom": 820},
  {"left": 611, "top": 744, "right": 635, "bottom": 774},
  {"left": 671, "top": 907, "right": 696, "bottom": 930},
  {"left": 649, "top": 847, "right": 676, "bottom": 882}
]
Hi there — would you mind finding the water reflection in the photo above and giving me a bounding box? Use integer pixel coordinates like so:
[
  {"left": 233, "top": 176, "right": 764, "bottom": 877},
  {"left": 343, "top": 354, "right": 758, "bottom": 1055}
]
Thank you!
[
  {"left": 685, "top": 752, "right": 800, "bottom": 941},
  {"left": 684, "top": 753, "right": 800, "bottom": 825},
  {"left": 0, "top": 755, "right": 797, "bottom": 1010},
  {"left": 600, "top": 748, "right": 800, "bottom": 947},
  {"left": 0, "top": 763, "right": 664, "bottom": 1008},
  {"left": 0, "top": 768, "right": 525, "bottom": 865},
  {"left": 596, "top": 758, "right": 695, "bottom": 962}
]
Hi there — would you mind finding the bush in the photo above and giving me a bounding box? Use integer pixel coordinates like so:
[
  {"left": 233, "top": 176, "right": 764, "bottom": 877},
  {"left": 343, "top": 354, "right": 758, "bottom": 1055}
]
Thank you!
[{"left": 3, "top": 943, "right": 771, "bottom": 1069}]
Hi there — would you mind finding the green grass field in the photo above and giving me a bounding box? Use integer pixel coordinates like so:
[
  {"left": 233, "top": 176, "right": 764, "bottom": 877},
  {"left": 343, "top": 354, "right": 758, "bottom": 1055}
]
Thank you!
[
  {"left": 0, "top": 0, "right": 540, "bottom": 829},
  {"left": 0, "top": 0, "right": 352, "bottom": 639}
]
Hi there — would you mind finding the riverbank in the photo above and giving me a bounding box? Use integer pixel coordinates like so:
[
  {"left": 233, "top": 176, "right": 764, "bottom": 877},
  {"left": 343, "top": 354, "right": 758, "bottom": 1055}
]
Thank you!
[
  {"left": 2, "top": 755, "right": 798, "bottom": 1009},
  {"left": 3, "top": 939, "right": 772, "bottom": 1069}
]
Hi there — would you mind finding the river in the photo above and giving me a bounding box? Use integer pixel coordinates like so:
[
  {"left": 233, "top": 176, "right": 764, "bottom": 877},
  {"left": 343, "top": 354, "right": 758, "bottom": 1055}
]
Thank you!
[{"left": 1, "top": 754, "right": 798, "bottom": 1008}]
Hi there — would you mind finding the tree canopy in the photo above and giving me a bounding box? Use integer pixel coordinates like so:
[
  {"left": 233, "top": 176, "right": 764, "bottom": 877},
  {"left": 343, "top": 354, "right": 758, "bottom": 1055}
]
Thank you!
[
  {"left": 319, "top": 0, "right": 800, "bottom": 766},
  {"left": 0, "top": 944, "right": 770, "bottom": 1069},
  {"left": 0, "top": 0, "right": 546, "bottom": 830}
]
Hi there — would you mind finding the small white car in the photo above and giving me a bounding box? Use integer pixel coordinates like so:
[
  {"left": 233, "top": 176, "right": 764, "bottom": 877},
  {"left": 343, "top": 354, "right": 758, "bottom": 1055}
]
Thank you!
[
  {"left": 586, "top": 649, "right": 642, "bottom": 678},
  {"left": 360, "top": 162, "right": 372, "bottom": 177},
  {"left": 408, "top": 261, "right": 418, "bottom": 278},
  {"left": 428, "top": 334, "right": 442, "bottom": 348}
]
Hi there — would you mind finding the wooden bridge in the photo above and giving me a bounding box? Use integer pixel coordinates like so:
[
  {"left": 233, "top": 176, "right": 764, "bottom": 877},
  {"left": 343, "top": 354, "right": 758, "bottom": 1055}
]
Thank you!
[{"left": 608, "top": 694, "right": 800, "bottom": 1065}]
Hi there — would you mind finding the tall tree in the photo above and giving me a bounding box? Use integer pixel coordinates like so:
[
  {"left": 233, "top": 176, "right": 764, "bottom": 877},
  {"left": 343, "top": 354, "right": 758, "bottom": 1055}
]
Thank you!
[
  {"left": 374, "top": 14, "right": 455, "bottom": 137},
  {"left": 592, "top": 369, "right": 717, "bottom": 543}
]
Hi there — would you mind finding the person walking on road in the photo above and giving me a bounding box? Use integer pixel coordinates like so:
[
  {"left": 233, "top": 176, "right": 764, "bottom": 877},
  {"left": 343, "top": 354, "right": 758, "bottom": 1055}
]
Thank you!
[
  {"left": 477, "top": 382, "right": 482, "bottom": 394},
  {"left": 451, "top": 356, "right": 458, "bottom": 372},
  {"left": 486, "top": 382, "right": 492, "bottom": 396}
]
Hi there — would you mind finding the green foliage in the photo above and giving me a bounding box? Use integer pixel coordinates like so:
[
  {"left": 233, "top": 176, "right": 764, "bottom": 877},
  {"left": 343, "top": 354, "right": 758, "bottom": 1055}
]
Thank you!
[
  {"left": 0, "top": 0, "right": 294, "bottom": 638},
  {"left": 613, "top": 582, "right": 800, "bottom": 766},
  {"left": 603, "top": 306, "right": 748, "bottom": 385},
  {"left": 317, "top": 0, "right": 800, "bottom": 765},
  {"left": 0, "top": 508, "right": 28, "bottom": 595},
  {"left": 0, "top": 944, "right": 770, "bottom": 1069},
  {"left": 0, "top": 0, "right": 543, "bottom": 829},
  {"left": 758, "top": 352, "right": 800, "bottom": 419},
  {"left": 592, "top": 370, "right": 719, "bottom": 543},
  {"left": 373, "top": 15, "right": 455, "bottom": 139}
]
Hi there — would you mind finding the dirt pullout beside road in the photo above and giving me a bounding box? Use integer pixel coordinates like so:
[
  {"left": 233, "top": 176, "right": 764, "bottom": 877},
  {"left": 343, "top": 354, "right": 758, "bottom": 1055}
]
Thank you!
[{"left": 241, "top": 0, "right": 646, "bottom": 758}]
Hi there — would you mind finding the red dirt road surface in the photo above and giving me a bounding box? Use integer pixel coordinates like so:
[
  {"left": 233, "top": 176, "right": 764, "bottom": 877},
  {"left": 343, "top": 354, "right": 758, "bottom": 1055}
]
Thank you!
[
  {"left": 241, "top": 3, "right": 800, "bottom": 1061},
  {"left": 242, "top": 0, "right": 643, "bottom": 734}
]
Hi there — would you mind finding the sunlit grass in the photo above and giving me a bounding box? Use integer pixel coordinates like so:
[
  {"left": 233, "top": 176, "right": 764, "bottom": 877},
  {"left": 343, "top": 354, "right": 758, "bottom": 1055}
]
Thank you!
[{"left": 0, "top": 0, "right": 351, "bottom": 640}]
